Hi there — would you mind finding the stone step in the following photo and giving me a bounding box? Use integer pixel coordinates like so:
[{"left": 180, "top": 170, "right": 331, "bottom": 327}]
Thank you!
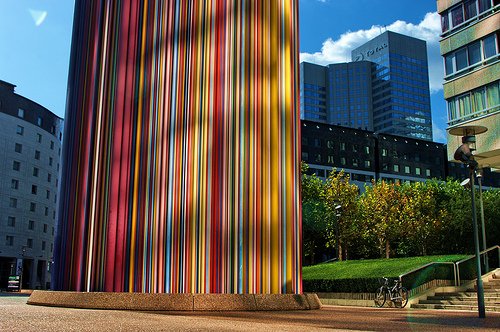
[
  {"left": 420, "top": 299, "right": 500, "bottom": 306},
  {"left": 426, "top": 297, "right": 500, "bottom": 304},
  {"left": 435, "top": 291, "right": 500, "bottom": 297},
  {"left": 411, "top": 303, "right": 500, "bottom": 312},
  {"left": 467, "top": 288, "right": 500, "bottom": 293}
]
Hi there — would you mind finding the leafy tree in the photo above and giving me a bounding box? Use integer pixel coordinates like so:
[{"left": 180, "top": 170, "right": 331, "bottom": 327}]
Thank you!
[
  {"left": 359, "top": 180, "right": 402, "bottom": 258},
  {"left": 322, "top": 169, "right": 359, "bottom": 261}
]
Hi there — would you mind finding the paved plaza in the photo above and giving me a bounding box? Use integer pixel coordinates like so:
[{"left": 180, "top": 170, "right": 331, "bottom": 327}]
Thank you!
[{"left": 0, "top": 293, "right": 499, "bottom": 331}]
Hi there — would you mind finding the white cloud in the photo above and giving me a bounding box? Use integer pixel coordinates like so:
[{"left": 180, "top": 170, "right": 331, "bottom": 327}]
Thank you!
[
  {"left": 29, "top": 9, "right": 48, "bottom": 26},
  {"left": 300, "top": 12, "right": 443, "bottom": 93},
  {"left": 432, "top": 120, "right": 447, "bottom": 143}
]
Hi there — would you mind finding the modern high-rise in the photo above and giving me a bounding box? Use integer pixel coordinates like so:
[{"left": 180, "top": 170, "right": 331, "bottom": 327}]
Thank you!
[
  {"left": 438, "top": 0, "right": 499, "bottom": 169},
  {"left": 301, "top": 31, "right": 433, "bottom": 141},
  {"left": 352, "top": 31, "right": 433, "bottom": 140},
  {"left": 0, "top": 80, "right": 63, "bottom": 290},
  {"left": 300, "top": 61, "right": 373, "bottom": 130}
]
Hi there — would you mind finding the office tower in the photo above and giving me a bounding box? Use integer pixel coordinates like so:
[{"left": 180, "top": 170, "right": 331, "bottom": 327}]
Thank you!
[
  {"left": 438, "top": 0, "right": 499, "bottom": 169},
  {"left": 301, "top": 61, "right": 373, "bottom": 130},
  {"left": 352, "top": 31, "right": 433, "bottom": 140},
  {"left": 0, "top": 80, "right": 63, "bottom": 290}
]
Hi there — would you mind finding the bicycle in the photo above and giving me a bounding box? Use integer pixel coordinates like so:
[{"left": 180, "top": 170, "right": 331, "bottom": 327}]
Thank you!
[{"left": 374, "top": 277, "right": 409, "bottom": 308}]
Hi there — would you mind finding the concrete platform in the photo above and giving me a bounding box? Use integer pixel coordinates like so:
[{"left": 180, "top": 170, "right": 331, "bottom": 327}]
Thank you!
[{"left": 27, "top": 291, "right": 321, "bottom": 311}]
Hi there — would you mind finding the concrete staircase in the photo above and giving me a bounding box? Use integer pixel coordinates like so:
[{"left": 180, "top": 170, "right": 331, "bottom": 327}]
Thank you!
[{"left": 411, "top": 271, "right": 500, "bottom": 312}]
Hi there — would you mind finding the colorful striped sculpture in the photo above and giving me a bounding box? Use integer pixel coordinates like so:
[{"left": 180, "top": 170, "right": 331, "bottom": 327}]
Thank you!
[{"left": 54, "top": 0, "right": 301, "bottom": 294}]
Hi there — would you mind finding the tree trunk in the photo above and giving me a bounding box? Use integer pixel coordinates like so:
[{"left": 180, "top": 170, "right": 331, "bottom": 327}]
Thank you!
[
  {"left": 338, "top": 242, "right": 343, "bottom": 261},
  {"left": 385, "top": 240, "right": 390, "bottom": 259}
]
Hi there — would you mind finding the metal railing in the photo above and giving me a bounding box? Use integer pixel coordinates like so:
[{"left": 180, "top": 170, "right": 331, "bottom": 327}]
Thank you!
[
  {"left": 397, "top": 245, "right": 500, "bottom": 296},
  {"left": 456, "top": 245, "right": 500, "bottom": 285}
]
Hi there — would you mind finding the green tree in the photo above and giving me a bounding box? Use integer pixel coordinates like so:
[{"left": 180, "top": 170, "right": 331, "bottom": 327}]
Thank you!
[
  {"left": 359, "top": 180, "right": 402, "bottom": 258},
  {"left": 301, "top": 162, "right": 329, "bottom": 265},
  {"left": 322, "top": 169, "right": 359, "bottom": 261}
]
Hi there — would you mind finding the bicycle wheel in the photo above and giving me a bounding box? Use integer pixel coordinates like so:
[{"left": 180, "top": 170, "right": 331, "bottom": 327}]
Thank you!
[
  {"left": 399, "top": 287, "right": 409, "bottom": 308},
  {"left": 374, "top": 287, "right": 386, "bottom": 308}
]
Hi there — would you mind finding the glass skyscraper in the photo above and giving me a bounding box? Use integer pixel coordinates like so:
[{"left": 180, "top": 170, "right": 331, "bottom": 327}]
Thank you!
[
  {"left": 352, "top": 31, "right": 432, "bottom": 140},
  {"left": 301, "top": 31, "right": 433, "bottom": 141}
]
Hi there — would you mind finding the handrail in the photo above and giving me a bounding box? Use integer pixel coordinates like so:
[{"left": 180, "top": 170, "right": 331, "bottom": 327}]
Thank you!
[
  {"left": 456, "top": 245, "right": 500, "bottom": 285},
  {"left": 399, "top": 261, "right": 457, "bottom": 287}
]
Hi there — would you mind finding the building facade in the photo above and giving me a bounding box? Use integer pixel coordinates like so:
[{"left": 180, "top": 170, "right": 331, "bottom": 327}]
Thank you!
[
  {"left": 438, "top": 0, "right": 500, "bottom": 169},
  {"left": 300, "top": 61, "right": 373, "bottom": 130},
  {"left": 352, "top": 31, "right": 433, "bottom": 141},
  {"left": 0, "top": 80, "right": 63, "bottom": 290},
  {"left": 301, "top": 31, "right": 433, "bottom": 141},
  {"left": 301, "top": 120, "right": 500, "bottom": 188}
]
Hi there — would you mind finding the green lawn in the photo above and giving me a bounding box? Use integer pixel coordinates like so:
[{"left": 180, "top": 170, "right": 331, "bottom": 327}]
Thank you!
[{"left": 302, "top": 255, "right": 469, "bottom": 280}]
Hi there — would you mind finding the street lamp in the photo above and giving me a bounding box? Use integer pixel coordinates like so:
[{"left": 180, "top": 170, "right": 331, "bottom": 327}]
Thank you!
[
  {"left": 475, "top": 168, "right": 489, "bottom": 273},
  {"left": 450, "top": 125, "right": 487, "bottom": 319},
  {"left": 334, "top": 204, "right": 341, "bottom": 261}
]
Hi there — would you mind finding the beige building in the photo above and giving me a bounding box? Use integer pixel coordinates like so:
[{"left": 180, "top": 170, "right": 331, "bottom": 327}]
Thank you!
[{"left": 437, "top": 0, "right": 499, "bottom": 169}]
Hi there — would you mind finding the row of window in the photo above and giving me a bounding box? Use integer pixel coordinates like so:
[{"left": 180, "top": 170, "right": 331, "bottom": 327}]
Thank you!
[
  {"left": 373, "top": 89, "right": 430, "bottom": 104},
  {"left": 5, "top": 235, "right": 53, "bottom": 252},
  {"left": 302, "top": 138, "right": 371, "bottom": 153},
  {"left": 374, "top": 105, "right": 430, "bottom": 118},
  {"left": 441, "top": 0, "right": 497, "bottom": 34},
  {"left": 17, "top": 108, "right": 62, "bottom": 139},
  {"left": 6, "top": 217, "right": 54, "bottom": 234},
  {"left": 302, "top": 83, "right": 326, "bottom": 91},
  {"left": 447, "top": 80, "right": 499, "bottom": 123},
  {"left": 444, "top": 33, "right": 499, "bottom": 78},
  {"left": 373, "top": 97, "right": 428, "bottom": 110},
  {"left": 14, "top": 142, "right": 60, "bottom": 169},
  {"left": 390, "top": 59, "right": 428, "bottom": 74},
  {"left": 389, "top": 53, "right": 427, "bottom": 66},
  {"left": 12, "top": 161, "right": 57, "bottom": 184},
  {"left": 302, "top": 152, "right": 372, "bottom": 168},
  {"left": 8, "top": 198, "right": 56, "bottom": 219},
  {"left": 16, "top": 125, "right": 60, "bottom": 153},
  {"left": 300, "top": 90, "right": 326, "bottom": 99}
]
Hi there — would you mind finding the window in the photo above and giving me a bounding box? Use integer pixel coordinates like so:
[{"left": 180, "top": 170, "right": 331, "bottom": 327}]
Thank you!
[
  {"left": 28, "top": 220, "right": 35, "bottom": 230},
  {"left": 43, "top": 224, "right": 48, "bottom": 233},
  {"left": 340, "top": 157, "right": 346, "bottom": 165},
  {"left": 9, "top": 198, "right": 17, "bottom": 208},
  {"left": 49, "top": 157, "right": 53, "bottom": 166},
  {"left": 11, "top": 179, "right": 19, "bottom": 189},
  {"left": 455, "top": 48, "right": 468, "bottom": 71},
  {"left": 478, "top": 0, "right": 492, "bottom": 12},
  {"left": 448, "top": 81, "right": 499, "bottom": 123},
  {"left": 52, "top": 227, "right": 54, "bottom": 236},
  {"left": 27, "top": 238, "right": 33, "bottom": 249},
  {"left": 364, "top": 146, "right": 370, "bottom": 154},
  {"left": 37, "top": 133, "right": 42, "bottom": 143},
  {"left": 47, "top": 173, "right": 52, "bottom": 183},
  {"left": 37, "top": 116, "right": 43, "bottom": 126},
  {"left": 393, "top": 164, "right": 400, "bottom": 172},
  {"left": 365, "top": 160, "right": 371, "bottom": 168},
  {"left": 16, "top": 125, "right": 24, "bottom": 135},
  {"left": 301, "top": 152, "right": 308, "bottom": 160},
  {"left": 352, "top": 159, "right": 358, "bottom": 167},
  {"left": 42, "top": 241, "right": 46, "bottom": 251},
  {"left": 50, "top": 141, "right": 54, "bottom": 150},
  {"left": 46, "top": 190, "right": 50, "bottom": 199},
  {"left": 13, "top": 161, "right": 20, "bottom": 171},
  {"left": 6, "top": 236, "right": 14, "bottom": 246},
  {"left": 30, "top": 202, "right": 36, "bottom": 212},
  {"left": 405, "top": 166, "right": 411, "bottom": 174},
  {"left": 8, "top": 216, "right": 16, "bottom": 227},
  {"left": 35, "top": 150, "right": 40, "bottom": 160},
  {"left": 327, "top": 140, "right": 334, "bottom": 149},
  {"left": 483, "top": 34, "right": 497, "bottom": 59},
  {"left": 468, "top": 41, "right": 481, "bottom": 66},
  {"left": 44, "top": 207, "right": 49, "bottom": 216},
  {"left": 15, "top": 143, "right": 22, "bottom": 153},
  {"left": 340, "top": 142, "right": 346, "bottom": 151},
  {"left": 426, "top": 169, "right": 431, "bottom": 177},
  {"left": 415, "top": 167, "right": 421, "bottom": 175},
  {"left": 31, "top": 185, "right": 38, "bottom": 195},
  {"left": 451, "top": 5, "right": 464, "bottom": 27},
  {"left": 314, "top": 154, "right": 322, "bottom": 162},
  {"left": 328, "top": 155, "right": 334, "bottom": 164},
  {"left": 382, "top": 148, "right": 387, "bottom": 157},
  {"left": 33, "top": 167, "right": 39, "bottom": 177},
  {"left": 464, "top": 0, "right": 478, "bottom": 20},
  {"left": 18, "top": 108, "right": 24, "bottom": 118}
]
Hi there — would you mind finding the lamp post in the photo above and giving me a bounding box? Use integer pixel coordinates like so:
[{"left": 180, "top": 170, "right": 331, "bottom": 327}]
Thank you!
[
  {"left": 450, "top": 125, "right": 487, "bottom": 319},
  {"left": 334, "top": 204, "right": 341, "bottom": 261},
  {"left": 476, "top": 168, "right": 489, "bottom": 273}
]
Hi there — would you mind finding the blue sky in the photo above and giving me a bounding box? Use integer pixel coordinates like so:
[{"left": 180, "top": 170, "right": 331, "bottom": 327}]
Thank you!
[{"left": 0, "top": 0, "right": 447, "bottom": 142}]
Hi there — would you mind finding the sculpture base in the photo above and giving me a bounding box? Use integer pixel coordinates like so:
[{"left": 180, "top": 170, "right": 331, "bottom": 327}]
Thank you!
[{"left": 28, "top": 291, "right": 321, "bottom": 311}]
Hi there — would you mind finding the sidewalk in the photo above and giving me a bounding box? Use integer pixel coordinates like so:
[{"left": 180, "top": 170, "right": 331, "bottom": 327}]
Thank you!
[{"left": 0, "top": 294, "right": 498, "bottom": 331}]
